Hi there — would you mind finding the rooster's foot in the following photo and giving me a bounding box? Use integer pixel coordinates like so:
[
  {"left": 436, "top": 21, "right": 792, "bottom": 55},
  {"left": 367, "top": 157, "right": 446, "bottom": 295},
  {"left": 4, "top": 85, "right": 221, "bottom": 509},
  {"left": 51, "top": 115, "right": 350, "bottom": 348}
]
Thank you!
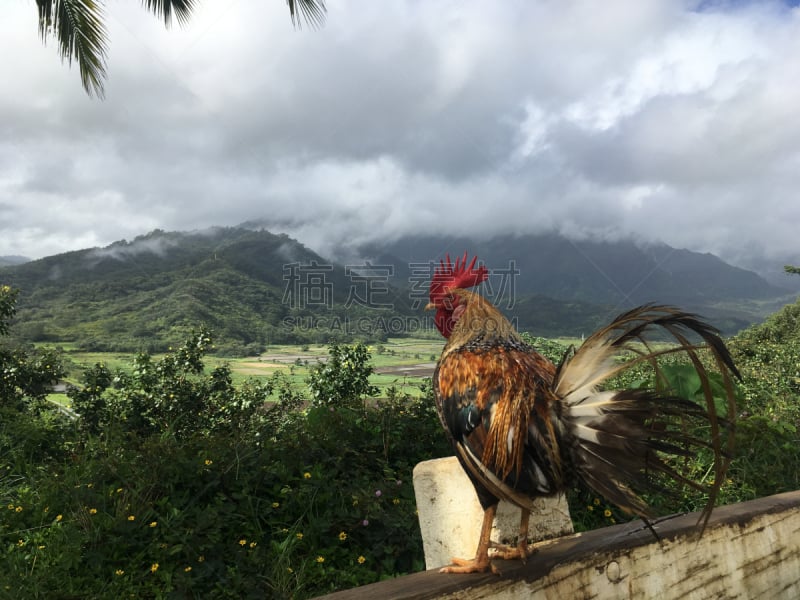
[
  {"left": 490, "top": 540, "right": 536, "bottom": 562},
  {"left": 439, "top": 555, "right": 499, "bottom": 575}
]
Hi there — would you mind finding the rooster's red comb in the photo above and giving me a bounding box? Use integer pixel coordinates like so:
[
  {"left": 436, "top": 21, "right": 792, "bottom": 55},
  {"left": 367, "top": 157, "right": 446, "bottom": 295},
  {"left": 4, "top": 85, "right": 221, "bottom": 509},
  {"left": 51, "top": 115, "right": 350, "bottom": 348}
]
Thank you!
[{"left": 429, "top": 252, "right": 488, "bottom": 303}]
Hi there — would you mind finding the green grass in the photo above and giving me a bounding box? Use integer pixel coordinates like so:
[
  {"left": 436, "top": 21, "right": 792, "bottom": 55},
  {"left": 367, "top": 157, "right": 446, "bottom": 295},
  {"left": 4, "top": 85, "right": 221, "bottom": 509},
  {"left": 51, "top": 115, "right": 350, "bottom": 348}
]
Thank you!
[{"left": 46, "top": 393, "right": 70, "bottom": 407}]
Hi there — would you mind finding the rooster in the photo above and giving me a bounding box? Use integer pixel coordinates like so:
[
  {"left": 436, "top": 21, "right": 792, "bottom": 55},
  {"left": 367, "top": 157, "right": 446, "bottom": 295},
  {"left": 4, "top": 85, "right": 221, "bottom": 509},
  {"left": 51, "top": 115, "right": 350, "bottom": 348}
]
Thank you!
[{"left": 426, "top": 252, "right": 739, "bottom": 574}]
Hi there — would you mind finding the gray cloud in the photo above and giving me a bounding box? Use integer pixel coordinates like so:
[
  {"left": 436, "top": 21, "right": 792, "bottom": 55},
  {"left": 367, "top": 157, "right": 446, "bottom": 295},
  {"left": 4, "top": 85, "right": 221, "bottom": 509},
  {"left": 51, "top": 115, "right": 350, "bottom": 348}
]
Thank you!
[{"left": 1, "top": 0, "right": 800, "bottom": 278}]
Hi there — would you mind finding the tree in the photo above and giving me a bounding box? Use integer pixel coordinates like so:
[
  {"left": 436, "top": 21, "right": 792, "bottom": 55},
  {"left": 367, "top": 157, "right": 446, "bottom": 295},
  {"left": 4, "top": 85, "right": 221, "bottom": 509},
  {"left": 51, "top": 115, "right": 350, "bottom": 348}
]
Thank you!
[
  {"left": 36, "top": 0, "right": 327, "bottom": 98},
  {"left": 785, "top": 265, "right": 800, "bottom": 276},
  {"left": 307, "top": 342, "right": 379, "bottom": 412},
  {"left": 0, "top": 284, "right": 17, "bottom": 337},
  {"left": 0, "top": 285, "right": 65, "bottom": 410}
]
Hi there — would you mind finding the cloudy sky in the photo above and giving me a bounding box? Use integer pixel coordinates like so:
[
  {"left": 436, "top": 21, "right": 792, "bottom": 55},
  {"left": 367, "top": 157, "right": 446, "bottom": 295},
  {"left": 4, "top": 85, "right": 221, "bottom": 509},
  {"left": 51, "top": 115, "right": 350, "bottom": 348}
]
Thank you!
[{"left": 2, "top": 0, "right": 800, "bottom": 278}]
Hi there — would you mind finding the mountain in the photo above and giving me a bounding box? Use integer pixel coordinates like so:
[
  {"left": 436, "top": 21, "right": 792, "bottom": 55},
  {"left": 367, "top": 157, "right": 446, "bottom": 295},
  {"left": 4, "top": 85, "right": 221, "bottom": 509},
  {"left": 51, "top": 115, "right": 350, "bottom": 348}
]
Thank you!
[
  {"left": 0, "top": 227, "right": 794, "bottom": 352},
  {"left": 0, "top": 228, "right": 411, "bottom": 353},
  {"left": 356, "top": 233, "right": 795, "bottom": 335},
  {"left": 359, "top": 234, "right": 787, "bottom": 303}
]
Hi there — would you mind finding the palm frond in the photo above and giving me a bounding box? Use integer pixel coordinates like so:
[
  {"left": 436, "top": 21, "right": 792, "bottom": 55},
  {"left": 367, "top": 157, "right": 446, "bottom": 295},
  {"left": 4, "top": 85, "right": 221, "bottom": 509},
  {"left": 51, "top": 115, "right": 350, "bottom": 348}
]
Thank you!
[
  {"left": 287, "top": 0, "right": 327, "bottom": 29},
  {"left": 36, "top": 0, "right": 325, "bottom": 99},
  {"left": 140, "top": 0, "right": 197, "bottom": 27},
  {"left": 37, "top": 0, "right": 108, "bottom": 98}
]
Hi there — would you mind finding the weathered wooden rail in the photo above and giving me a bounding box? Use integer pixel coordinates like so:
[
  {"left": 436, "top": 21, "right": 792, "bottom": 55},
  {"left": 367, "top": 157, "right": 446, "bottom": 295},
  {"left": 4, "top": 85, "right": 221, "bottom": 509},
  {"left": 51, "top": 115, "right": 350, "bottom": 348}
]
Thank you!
[{"left": 316, "top": 490, "right": 800, "bottom": 599}]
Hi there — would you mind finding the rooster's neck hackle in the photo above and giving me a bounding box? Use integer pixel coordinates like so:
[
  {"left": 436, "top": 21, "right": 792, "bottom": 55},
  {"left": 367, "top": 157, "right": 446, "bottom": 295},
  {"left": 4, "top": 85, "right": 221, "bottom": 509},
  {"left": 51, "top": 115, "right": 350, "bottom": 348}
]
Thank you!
[{"left": 443, "top": 289, "right": 522, "bottom": 356}]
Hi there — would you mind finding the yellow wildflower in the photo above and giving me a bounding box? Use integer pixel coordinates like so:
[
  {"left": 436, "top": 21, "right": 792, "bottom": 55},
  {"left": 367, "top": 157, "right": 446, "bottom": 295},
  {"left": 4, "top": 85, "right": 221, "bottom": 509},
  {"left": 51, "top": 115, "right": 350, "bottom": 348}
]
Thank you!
[
  {"left": 249, "top": 541, "right": 257, "bottom": 548},
  {"left": 115, "top": 569, "right": 125, "bottom": 576},
  {"left": 392, "top": 498, "right": 400, "bottom": 505},
  {"left": 184, "top": 566, "right": 192, "bottom": 573},
  {"left": 316, "top": 556, "right": 325, "bottom": 563},
  {"left": 338, "top": 531, "right": 347, "bottom": 541},
  {"left": 239, "top": 539, "right": 247, "bottom": 546},
  {"left": 357, "top": 555, "right": 366, "bottom": 564},
  {"left": 127, "top": 515, "right": 136, "bottom": 521},
  {"left": 55, "top": 514, "right": 63, "bottom": 522},
  {"left": 272, "top": 502, "right": 280, "bottom": 508},
  {"left": 198, "top": 555, "right": 205, "bottom": 563},
  {"left": 296, "top": 532, "right": 303, "bottom": 540},
  {"left": 593, "top": 498, "right": 601, "bottom": 506},
  {"left": 149, "top": 521, "right": 157, "bottom": 528},
  {"left": 303, "top": 472, "right": 311, "bottom": 479},
  {"left": 604, "top": 509, "right": 612, "bottom": 518},
  {"left": 204, "top": 459, "right": 213, "bottom": 466},
  {"left": 15, "top": 506, "right": 22, "bottom": 513},
  {"left": 150, "top": 563, "right": 159, "bottom": 573}
]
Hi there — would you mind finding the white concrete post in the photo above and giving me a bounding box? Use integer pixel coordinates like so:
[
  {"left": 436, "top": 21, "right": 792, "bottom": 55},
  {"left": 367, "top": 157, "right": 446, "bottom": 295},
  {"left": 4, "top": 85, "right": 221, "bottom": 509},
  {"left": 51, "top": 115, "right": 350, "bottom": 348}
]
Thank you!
[{"left": 413, "top": 456, "right": 574, "bottom": 570}]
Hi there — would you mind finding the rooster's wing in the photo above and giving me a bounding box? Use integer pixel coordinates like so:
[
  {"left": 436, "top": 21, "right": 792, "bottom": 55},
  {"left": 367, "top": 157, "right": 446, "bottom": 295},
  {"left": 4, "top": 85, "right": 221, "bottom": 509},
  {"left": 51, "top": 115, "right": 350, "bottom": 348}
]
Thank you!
[{"left": 433, "top": 341, "right": 565, "bottom": 510}]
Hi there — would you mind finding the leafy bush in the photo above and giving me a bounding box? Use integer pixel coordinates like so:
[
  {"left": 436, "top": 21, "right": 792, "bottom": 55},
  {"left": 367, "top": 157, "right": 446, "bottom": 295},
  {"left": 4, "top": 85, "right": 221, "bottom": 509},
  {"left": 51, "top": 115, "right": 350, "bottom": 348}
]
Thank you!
[
  {"left": 1, "top": 287, "right": 66, "bottom": 414},
  {"left": 519, "top": 332, "right": 570, "bottom": 363},
  {"left": 1, "top": 311, "right": 449, "bottom": 598}
]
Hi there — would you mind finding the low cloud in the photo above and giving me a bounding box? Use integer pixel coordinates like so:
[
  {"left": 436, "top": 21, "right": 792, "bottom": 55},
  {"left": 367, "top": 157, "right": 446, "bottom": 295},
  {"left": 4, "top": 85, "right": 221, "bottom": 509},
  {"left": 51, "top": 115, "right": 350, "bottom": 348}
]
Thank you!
[{"left": 85, "top": 236, "right": 179, "bottom": 265}]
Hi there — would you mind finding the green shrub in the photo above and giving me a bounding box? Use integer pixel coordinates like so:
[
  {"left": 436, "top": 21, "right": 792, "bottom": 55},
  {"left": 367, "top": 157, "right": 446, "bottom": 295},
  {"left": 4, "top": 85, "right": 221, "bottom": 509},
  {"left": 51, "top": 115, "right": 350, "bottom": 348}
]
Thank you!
[
  {"left": 1, "top": 329, "right": 449, "bottom": 598},
  {"left": 307, "top": 342, "right": 379, "bottom": 411}
]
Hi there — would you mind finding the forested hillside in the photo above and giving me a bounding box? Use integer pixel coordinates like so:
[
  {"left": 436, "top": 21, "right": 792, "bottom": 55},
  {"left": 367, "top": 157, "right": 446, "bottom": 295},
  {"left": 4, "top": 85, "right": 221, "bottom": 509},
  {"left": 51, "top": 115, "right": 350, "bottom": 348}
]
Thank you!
[{"left": 0, "top": 228, "right": 414, "bottom": 353}]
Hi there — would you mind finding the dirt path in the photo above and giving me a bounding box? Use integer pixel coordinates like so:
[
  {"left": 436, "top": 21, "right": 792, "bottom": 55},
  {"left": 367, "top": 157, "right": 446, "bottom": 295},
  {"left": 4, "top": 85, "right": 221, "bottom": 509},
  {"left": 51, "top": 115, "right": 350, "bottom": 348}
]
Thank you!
[{"left": 374, "top": 363, "right": 436, "bottom": 378}]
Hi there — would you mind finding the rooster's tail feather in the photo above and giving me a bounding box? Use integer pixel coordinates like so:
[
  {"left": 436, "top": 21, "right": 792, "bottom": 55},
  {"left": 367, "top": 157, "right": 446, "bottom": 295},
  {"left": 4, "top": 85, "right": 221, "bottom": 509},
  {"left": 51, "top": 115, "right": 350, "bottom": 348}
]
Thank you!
[{"left": 554, "top": 305, "right": 739, "bottom": 527}]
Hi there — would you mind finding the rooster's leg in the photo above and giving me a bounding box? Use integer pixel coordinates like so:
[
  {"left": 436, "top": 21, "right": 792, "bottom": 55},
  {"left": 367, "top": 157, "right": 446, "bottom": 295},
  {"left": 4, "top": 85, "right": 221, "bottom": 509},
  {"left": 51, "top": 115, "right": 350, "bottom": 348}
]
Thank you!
[
  {"left": 440, "top": 504, "right": 499, "bottom": 574},
  {"left": 492, "top": 508, "right": 533, "bottom": 562}
]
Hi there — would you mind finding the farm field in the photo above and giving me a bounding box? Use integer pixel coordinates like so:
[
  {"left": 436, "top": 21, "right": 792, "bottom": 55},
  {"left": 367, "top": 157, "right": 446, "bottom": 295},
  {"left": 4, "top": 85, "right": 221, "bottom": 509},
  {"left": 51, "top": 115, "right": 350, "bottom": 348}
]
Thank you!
[{"left": 48, "top": 337, "right": 458, "bottom": 407}]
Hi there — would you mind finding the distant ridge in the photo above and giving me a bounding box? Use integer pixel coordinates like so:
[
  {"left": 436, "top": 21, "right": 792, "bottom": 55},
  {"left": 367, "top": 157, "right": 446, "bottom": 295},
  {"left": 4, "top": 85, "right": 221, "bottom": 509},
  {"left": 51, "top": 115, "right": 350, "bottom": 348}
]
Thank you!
[
  {"left": 0, "top": 255, "right": 30, "bottom": 267},
  {"left": 357, "top": 233, "right": 787, "bottom": 305},
  {"left": 356, "top": 233, "right": 795, "bottom": 335}
]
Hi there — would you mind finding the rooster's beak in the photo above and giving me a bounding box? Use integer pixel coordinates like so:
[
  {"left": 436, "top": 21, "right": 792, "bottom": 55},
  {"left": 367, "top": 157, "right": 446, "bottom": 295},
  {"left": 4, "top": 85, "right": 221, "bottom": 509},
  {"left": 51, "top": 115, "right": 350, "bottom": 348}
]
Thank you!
[{"left": 424, "top": 302, "right": 436, "bottom": 311}]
